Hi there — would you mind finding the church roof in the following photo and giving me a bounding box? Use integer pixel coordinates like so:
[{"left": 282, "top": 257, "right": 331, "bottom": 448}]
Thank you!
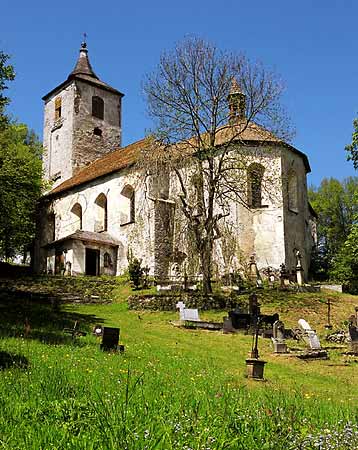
[
  {"left": 45, "top": 124, "right": 310, "bottom": 199},
  {"left": 43, "top": 230, "right": 120, "bottom": 248},
  {"left": 42, "top": 42, "right": 124, "bottom": 101},
  {"left": 48, "top": 139, "right": 144, "bottom": 197}
]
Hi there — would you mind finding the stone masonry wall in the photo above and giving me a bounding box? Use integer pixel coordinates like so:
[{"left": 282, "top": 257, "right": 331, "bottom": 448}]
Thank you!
[
  {"left": 72, "top": 80, "right": 122, "bottom": 174},
  {"left": 43, "top": 83, "right": 76, "bottom": 187}
]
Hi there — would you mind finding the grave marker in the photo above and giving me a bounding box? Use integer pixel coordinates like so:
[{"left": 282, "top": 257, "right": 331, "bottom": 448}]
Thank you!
[
  {"left": 298, "top": 319, "right": 321, "bottom": 350},
  {"left": 100, "top": 327, "right": 120, "bottom": 351}
]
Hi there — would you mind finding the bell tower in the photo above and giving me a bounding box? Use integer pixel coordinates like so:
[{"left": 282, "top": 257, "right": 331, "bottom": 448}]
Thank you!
[{"left": 42, "top": 42, "right": 124, "bottom": 188}]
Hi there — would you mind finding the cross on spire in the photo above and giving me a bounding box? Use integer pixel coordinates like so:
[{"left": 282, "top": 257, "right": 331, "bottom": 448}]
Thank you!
[{"left": 81, "top": 32, "right": 87, "bottom": 49}]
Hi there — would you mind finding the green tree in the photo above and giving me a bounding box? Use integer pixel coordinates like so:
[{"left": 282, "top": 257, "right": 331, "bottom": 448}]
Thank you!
[
  {"left": 330, "top": 219, "right": 358, "bottom": 293},
  {"left": 0, "top": 51, "right": 15, "bottom": 128},
  {"left": 345, "top": 117, "right": 358, "bottom": 169},
  {"left": 308, "top": 177, "right": 358, "bottom": 278},
  {"left": 0, "top": 122, "right": 43, "bottom": 260}
]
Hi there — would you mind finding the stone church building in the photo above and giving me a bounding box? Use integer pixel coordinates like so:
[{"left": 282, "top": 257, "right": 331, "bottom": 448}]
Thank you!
[{"left": 34, "top": 43, "right": 316, "bottom": 280}]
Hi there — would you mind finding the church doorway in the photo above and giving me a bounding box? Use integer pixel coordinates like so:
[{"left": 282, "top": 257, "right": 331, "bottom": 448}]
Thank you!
[{"left": 85, "top": 248, "right": 99, "bottom": 276}]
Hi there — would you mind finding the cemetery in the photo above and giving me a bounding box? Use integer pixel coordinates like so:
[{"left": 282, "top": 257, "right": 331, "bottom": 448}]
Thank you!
[{"left": 0, "top": 269, "right": 357, "bottom": 449}]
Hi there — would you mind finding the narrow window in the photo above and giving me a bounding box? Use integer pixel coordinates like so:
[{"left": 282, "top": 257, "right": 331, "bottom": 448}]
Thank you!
[
  {"left": 94, "top": 193, "right": 108, "bottom": 232},
  {"left": 104, "top": 252, "right": 112, "bottom": 268},
  {"left": 71, "top": 203, "right": 83, "bottom": 230},
  {"left": 120, "top": 185, "right": 135, "bottom": 225},
  {"left": 49, "top": 213, "right": 56, "bottom": 242},
  {"left": 92, "top": 96, "right": 104, "bottom": 120},
  {"left": 247, "top": 164, "right": 264, "bottom": 208},
  {"left": 288, "top": 171, "right": 299, "bottom": 212},
  {"left": 55, "top": 97, "right": 62, "bottom": 120}
]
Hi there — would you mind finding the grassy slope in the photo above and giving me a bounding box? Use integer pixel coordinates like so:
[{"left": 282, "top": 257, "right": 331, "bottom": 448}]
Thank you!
[{"left": 0, "top": 279, "right": 357, "bottom": 449}]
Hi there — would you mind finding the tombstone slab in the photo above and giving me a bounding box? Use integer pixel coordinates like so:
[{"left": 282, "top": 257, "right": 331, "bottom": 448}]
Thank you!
[
  {"left": 298, "top": 319, "right": 321, "bottom": 350},
  {"left": 176, "top": 302, "right": 200, "bottom": 322},
  {"left": 100, "top": 327, "right": 120, "bottom": 351}
]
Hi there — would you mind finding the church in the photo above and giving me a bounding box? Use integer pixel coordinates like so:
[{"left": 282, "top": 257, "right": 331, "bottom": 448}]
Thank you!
[{"left": 33, "top": 43, "right": 317, "bottom": 281}]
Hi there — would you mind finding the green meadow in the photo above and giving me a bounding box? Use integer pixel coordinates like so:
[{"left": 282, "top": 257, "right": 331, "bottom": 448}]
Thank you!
[{"left": 0, "top": 277, "right": 357, "bottom": 449}]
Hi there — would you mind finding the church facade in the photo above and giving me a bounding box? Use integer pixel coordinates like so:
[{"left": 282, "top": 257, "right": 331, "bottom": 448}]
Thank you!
[{"left": 33, "top": 43, "right": 316, "bottom": 281}]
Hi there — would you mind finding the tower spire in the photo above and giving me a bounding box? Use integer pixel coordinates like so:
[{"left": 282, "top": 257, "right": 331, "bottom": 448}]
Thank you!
[{"left": 68, "top": 38, "right": 99, "bottom": 80}]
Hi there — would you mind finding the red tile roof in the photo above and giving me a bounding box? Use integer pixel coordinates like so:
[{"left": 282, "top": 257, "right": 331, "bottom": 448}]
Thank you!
[
  {"left": 45, "top": 124, "right": 310, "bottom": 198},
  {"left": 47, "top": 139, "right": 145, "bottom": 197}
]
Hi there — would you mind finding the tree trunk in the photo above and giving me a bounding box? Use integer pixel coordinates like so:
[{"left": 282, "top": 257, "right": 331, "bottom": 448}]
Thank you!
[{"left": 200, "top": 238, "right": 213, "bottom": 294}]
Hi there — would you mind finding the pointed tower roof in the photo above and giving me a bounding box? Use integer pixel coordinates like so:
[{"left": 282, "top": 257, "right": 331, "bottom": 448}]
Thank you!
[
  {"left": 229, "top": 77, "right": 243, "bottom": 95},
  {"left": 42, "top": 42, "right": 124, "bottom": 101},
  {"left": 68, "top": 42, "right": 99, "bottom": 80}
]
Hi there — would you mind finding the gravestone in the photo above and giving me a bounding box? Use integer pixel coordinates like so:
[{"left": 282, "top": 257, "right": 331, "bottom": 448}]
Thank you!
[
  {"left": 100, "top": 327, "right": 120, "bottom": 351},
  {"left": 271, "top": 320, "right": 287, "bottom": 353},
  {"left": 279, "top": 263, "right": 290, "bottom": 287},
  {"left": 176, "top": 301, "right": 200, "bottom": 322},
  {"left": 298, "top": 319, "right": 321, "bottom": 350},
  {"left": 296, "top": 250, "right": 304, "bottom": 286},
  {"left": 348, "top": 312, "right": 358, "bottom": 354},
  {"left": 249, "top": 255, "right": 259, "bottom": 284}
]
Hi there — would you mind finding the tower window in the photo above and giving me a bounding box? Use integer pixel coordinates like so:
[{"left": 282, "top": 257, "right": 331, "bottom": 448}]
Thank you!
[
  {"left": 93, "top": 127, "right": 103, "bottom": 137},
  {"left": 92, "top": 96, "right": 104, "bottom": 120},
  {"left": 55, "top": 97, "right": 62, "bottom": 120}
]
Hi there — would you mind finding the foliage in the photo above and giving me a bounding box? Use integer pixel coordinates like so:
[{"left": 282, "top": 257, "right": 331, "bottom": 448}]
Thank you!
[
  {"left": 0, "top": 50, "right": 15, "bottom": 128},
  {"left": 308, "top": 177, "right": 358, "bottom": 279},
  {"left": 143, "top": 37, "right": 292, "bottom": 293},
  {"left": 345, "top": 117, "right": 358, "bottom": 169},
  {"left": 128, "top": 256, "right": 144, "bottom": 290},
  {"left": 330, "top": 221, "right": 358, "bottom": 293},
  {"left": 0, "top": 122, "right": 43, "bottom": 260}
]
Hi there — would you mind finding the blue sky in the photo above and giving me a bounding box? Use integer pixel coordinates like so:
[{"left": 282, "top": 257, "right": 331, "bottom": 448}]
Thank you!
[{"left": 1, "top": 0, "right": 358, "bottom": 186}]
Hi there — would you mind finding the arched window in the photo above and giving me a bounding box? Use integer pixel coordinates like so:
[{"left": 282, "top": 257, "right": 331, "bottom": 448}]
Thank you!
[
  {"left": 120, "top": 185, "right": 135, "bottom": 225},
  {"left": 288, "top": 171, "right": 299, "bottom": 212},
  {"left": 71, "top": 203, "right": 83, "bottom": 230},
  {"left": 94, "top": 193, "right": 108, "bottom": 232},
  {"left": 247, "top": 163, "right": 265, "bottom": 208},
  {"left": 104, "top": 252, "right": 112, "bottom": 268},
  {"left": 92, "top": 96, "right": 104, "bottom": 120}
]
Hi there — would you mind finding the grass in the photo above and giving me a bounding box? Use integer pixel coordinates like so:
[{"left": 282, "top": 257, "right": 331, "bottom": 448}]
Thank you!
[{"left": 0, "top": 278, "right": 357, "bottom": 449}]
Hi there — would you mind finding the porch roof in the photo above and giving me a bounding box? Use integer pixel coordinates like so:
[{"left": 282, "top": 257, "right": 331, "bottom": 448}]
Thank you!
[{"left": 43, "top": 230, "right": 120, "bottom": 248}]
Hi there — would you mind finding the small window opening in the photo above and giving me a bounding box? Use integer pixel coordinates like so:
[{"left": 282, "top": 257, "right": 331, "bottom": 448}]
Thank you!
[
  {"left": 93, "top": 127, "right": 102, "bottom": 137},
  {"left": 120, "top": 185, "right": 135, "bottom": 225},
  {"left": 288, "top": 171, "right": 299, "bottom": 212},
  {"left": 104, "top": 252, "right": 112, "bottom": 268},
  {"left": 55, "top": 97, "right": 62, "bottom": 120},
  {"left": 92, "top": 96, "right": 104, "bottom": 120},
  {"left": 71, "top": 203, "right": 83, "bottom": 230},
  {"left": 94, "top": 193, "right": 108, "bottom": 232}
]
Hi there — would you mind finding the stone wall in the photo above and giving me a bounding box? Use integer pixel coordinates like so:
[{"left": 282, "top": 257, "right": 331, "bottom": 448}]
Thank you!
[
  {"left": 128, "top": 292, "right": 243, "bottom": 311},
  {"left": 72, "top": 80, "right": 122, "bottom": 174},
  {"left": 43, "top": 83, "right": 76, "bottom": 187}
]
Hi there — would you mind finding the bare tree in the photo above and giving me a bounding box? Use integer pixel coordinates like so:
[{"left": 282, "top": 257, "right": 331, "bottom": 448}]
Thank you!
[{"left": 142, "top": 37, "right": 293, "bottom": 294}]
